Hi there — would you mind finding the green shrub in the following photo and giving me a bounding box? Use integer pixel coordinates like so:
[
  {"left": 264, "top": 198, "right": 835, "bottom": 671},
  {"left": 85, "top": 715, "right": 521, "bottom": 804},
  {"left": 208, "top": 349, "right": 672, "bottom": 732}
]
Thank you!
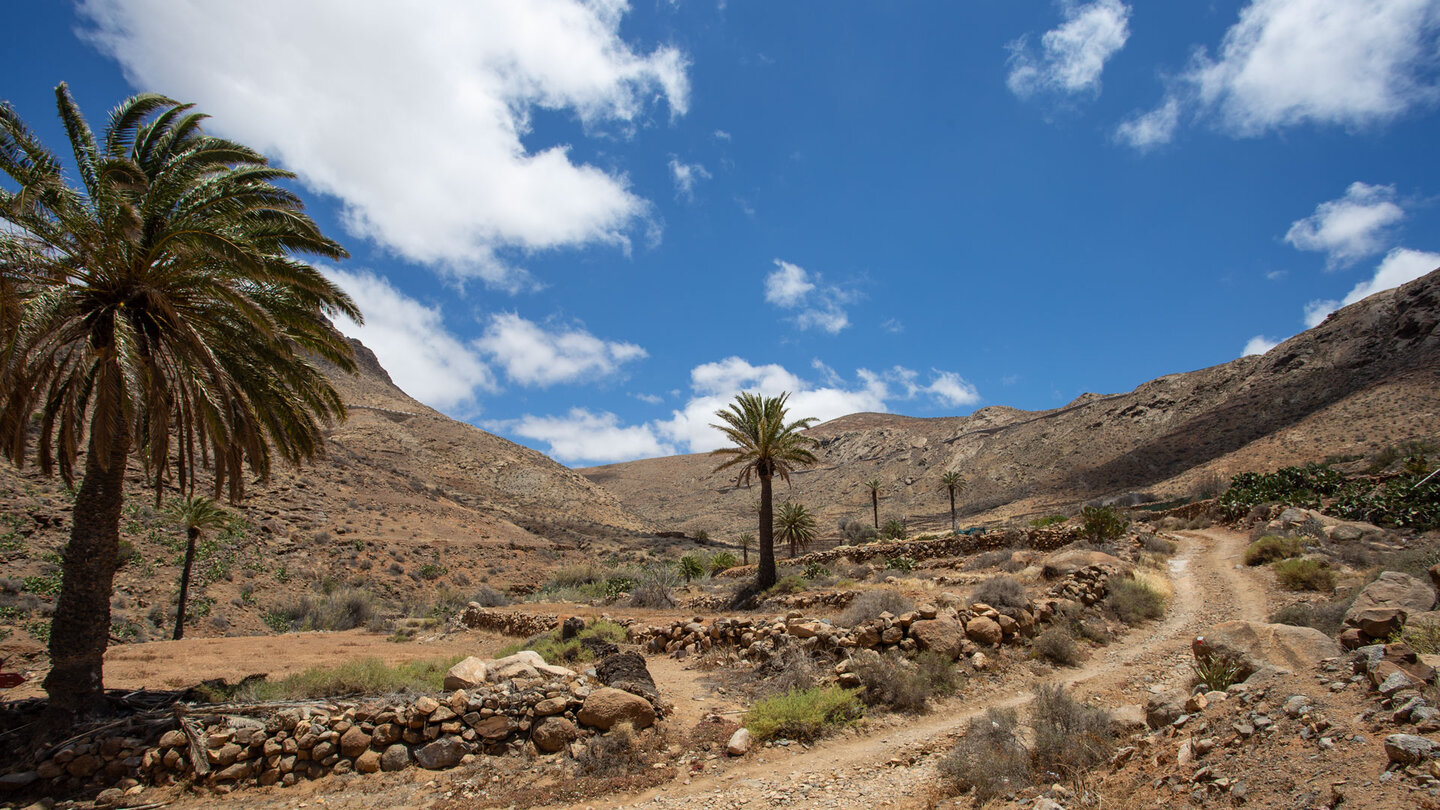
[
  {"left": 1029, "top": 514, "right": 1068, "bottom": 528},
  {"left": 677, "top": 555, "right": 706, "bottom": 582},
  {"left": 880, "top": 519, "right": 907, "bottom": 541},
  {"left": 1192, "top": 653, "right": 1244, "bottom": 691},
  {"left": 1106, "top": 575, "right": 1167, "bottom": 624},
  {"left": 1243, "top": 535, "right": 1305, "bottom": 565},
  {"left": 744, "top": 686, "right": 862, "bottom": 742},
  {"left": 1031, "top": 626, "right": 1081, "bottom": 667},
  {"left": 496, "top": 619, "right": 628, "bottom": 664},
  {"left": 883, "top": 556, "right": 916, "bottom": 573},
  {"left": 1219, "top": 463, "right": 1347, "bottom": 518},
  {"left": 1272, "top": 558, "right": 1335, "bottom": 591},
  {"left": 1398, "top": 621, "right": 1440, "bottom": 655},
  {"left": 938, "top": 707, "right": 1028, "bottom": 804},
  {"left": 417, "top": 562, "right": 448, "bottom": 581},
  {"left": 768, "top": 575, "right": 808, "bottom": 594},
  {"left": 837, "top": 588, "right": 913, "bottom": 627},
  {"left": 1334, "top": 474, "right": 1440, "bottom": 530},
  {"left": 803, "top": 562, "right": 831, "bottom": 580},
  {"left": 1080, "top": 505, "right": 1129, "bottom": 542},
  {"left": 838, "top": 519, "right": 878, "bottom": 544},
  {"left": 692, "top": 529, "right": 710, "bottom": 541},
  {"left": 709, "top": 552, "right": 739, "bottom": 573}
]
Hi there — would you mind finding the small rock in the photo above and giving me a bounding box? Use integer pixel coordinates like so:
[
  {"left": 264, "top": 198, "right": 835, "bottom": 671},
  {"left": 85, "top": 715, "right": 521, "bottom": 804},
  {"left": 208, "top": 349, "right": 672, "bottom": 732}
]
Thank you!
[
  {"left": 727, "top": 728, "right": 753, "bottom": 756},
  {"left": 379, "top": 743, "right": 411, "bottom": 772}
]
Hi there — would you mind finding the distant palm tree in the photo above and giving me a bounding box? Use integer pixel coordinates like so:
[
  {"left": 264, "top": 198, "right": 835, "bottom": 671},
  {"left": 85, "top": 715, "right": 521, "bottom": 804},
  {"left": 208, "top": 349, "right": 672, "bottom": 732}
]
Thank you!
[
  {"left": 738, "top": 532, "right": 755, "bottom": 565},
  {"left": 776, "top": 500, "right": 819, "bottom": 558},
  {"left": 169, "top": 496, "right": 231, "bottom": 640},
  {"left": 941, "top": 471, "right": 966, "bottom": 532},
  {"left": 0, "top": 85, "right": 358, "bottom": 723},
  {"left": 864, "top": 478, "right": 882, "bottom": 528},
  {"left": 711, "top": 392, "right": 818, "bottom": 589}
]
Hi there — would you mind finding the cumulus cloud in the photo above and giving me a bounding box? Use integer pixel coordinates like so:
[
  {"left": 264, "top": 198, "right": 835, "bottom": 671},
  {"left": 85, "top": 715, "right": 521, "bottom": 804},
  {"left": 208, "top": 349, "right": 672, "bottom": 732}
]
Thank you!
[
  {"left": 1242, "top": 335, "right": 1280, "bottom": 356},
  {"left": 494, "top": 408, "right": 676, "bottom": 465},
  {"left": 1303, "top": 247, "right": 1440, "bottom": 326},
  {"left": 476, "top": 313, "right": 646, "bottom": 387},
  {"left": 1120, "top": 0, "right": 1440, "bottom": 147},
  {"left": 79, "top": 0, "right": 688, "bottom": 289},
  {"left": 321, "top": 268, "right": 496, "bottom": 412},
  {"left": 764, "top": 260, "right": 854, "bottom": 334},
  {"left": 668, "top": 157, "right": 712, "bottom": 201},
  {"left": 1284, "top": 182, "right": 1406, "bottom": 268},
  {"left": 497, "top": 357, "right": 982, "bottom": 464},
  {"left": 1008, "top": 0, "right": 1131, "bottom": 98}
]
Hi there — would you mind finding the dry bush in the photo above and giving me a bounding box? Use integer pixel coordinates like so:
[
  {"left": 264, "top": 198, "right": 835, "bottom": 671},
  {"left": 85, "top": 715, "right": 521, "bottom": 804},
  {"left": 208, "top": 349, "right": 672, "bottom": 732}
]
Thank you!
[
  {"left": 1105, "top": 575, "right": 1166, "bottom": 624},
  {"left": 1269, "top": 597, "right": 1352, "bottom": 636},
  {"left": 757, "top": 646, "right": 822, "bottom": 696},
  {"left": 1140, "top": 534, "right": 1177, "bottom": 555},
  {"left": 577, "top": 722, "right": 665, "bottom": 776},
  {"left": 1273, "top": 558, "right": 1336, "bottom": 591},
  {"left": 1029, "top": 684, "right": 1117, "bottom": 780},
  {"left": 853, "top": 650, "right": 956, "bottom": 714},
  {"left": 938, "top": 707, "right": 1029, "bottom": 804},
  {"left": 1243, "top": 535, "right": 1305, "bottom": 565},
  {"left": 972, "top": 575, "right": 1028, "bottom": 611},
  {"left": 964, "top": 549, "right": 1014, "bottom": 571},
  {"left": 1031, "top": 626, "right": 1081, "bottom": 667},
  {"left": 837, "top": 588, "right": 913, "bottom": 627},
  {"left": 550, "top": 561, "right": 606, "bottom": 588},
  {"left": 471, "top": 585, "right": 509, "bottom": 607},
  {"left": 269, "top": 587, "right": 377, "bottom": 632}
]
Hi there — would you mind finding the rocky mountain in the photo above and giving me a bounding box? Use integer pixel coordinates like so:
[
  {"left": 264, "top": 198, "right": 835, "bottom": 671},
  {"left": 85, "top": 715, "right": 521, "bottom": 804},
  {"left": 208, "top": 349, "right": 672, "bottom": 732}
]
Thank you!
[{"left": 581, "top": 267, "right": 1440, "bottom": 538}]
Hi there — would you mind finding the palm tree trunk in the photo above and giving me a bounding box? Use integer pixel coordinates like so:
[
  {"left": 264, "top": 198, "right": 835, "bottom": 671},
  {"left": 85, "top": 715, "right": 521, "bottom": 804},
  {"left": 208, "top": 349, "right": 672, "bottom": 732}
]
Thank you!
[
  {"left": 173, "top": 527, "right": 199, "bottom": 640},
  {"left": 757, "top": 472, "right": 777, "bottom": 590},
  {"left": 43, "top": 424, "right": 130, "bottom": 725},
  {"left": 949, "top": 489, "right": 957, "bottom": 532},
  {"left": 871, "top": 492, "right": 878, "bottom": 528}
]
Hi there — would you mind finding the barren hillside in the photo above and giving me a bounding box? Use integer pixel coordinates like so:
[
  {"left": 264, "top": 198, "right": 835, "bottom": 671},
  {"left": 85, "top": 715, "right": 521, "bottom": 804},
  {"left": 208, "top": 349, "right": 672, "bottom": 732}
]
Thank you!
[{"left": 582, "top": 267, "right": 1440, "bottom": 537}]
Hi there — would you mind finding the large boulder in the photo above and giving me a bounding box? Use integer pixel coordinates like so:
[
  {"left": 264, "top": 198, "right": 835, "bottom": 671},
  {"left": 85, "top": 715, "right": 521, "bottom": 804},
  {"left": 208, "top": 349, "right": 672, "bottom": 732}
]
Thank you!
[
  {"left": 1346, "top": 572, "right": 1436, "bottom": 624},
  {"left": 1042, "top": 548, "right": 1128, "bottom": 579},
  {"left": 596, "top": 651, "right": 660, "bottom": 705},
  {"left": 1193, "top": 621, "right": 1341, "bottom": 680},
  {"left": 379, "top": 743, "right": 411, "bottom": 772},
  {"left": 487, "top": 651, "right": 547, "bottom": 681},
  {"left": 909, "top": 619, "right": 966, "bottom": 661},
  {"left": 532, "top": 717, "right": 577, "bottom": 753},
  {"left": 415, "top": 737, "right": 465, "bottom": 770},
  {"left": 965, "top": 616, "right": 1003, "bottom": 646},
  {"left": 444, "top": 657, "right": 489, "bottom": 690},
  {"left": 577, "top": 687, "right": 656, "bottom": 730},
  {"left": 1145, "top": 688, "right": 1189, "bottom": 730}
]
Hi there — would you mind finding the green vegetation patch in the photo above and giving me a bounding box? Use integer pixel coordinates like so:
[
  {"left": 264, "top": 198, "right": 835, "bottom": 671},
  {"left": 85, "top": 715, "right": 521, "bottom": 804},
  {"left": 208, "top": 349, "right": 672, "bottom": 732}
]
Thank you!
[
  {"left": 1272, "top": 558, "right": 1336, "bottom": 592},
  {"left": 228, "top": 656, "right": 464, "bottom": 701},
  {"left": 495, "top": 619, "right": 628, "bottom": 664},
  {"left": 744, "top": 686, "right": 863, "bottom": 742},
  {"left": 1243, "top": 535, "right": 1305, "bottom": 565}
]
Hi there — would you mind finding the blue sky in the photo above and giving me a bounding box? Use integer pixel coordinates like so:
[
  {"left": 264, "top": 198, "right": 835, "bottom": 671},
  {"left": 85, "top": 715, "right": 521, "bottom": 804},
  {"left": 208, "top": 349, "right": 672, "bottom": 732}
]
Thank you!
[{"left": 7, "top": 1, "right": 1440, "bottom": 465}]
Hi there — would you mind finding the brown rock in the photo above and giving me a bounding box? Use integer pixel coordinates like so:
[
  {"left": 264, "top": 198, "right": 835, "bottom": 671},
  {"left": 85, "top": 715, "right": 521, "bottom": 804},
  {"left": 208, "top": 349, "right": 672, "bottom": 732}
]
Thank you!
[
  {"left": 1347, "top": 607, "right": 1408, "bottom": 639},
  {"left": 577, "top": 687, "right": 657, "bottom": 730},
  {"left": 965, "top": 616, "right": 1003, "bottom": 646},
  {"left": 444, "top": 657, "right": 489, "bottom": 691},
  {"left": 1042, "top": 548, "right": 1127, "bottom": 579},
  {"left": 1347, "top": 572, "right": 1436, "bottom": 623},
  {"left": 379, "top": 744, "right": 411, "bottom": 772},
  {"left": 531, "top": 717, "right": 578, "bottom": 753},
  {"left": 354, "top": 750, "right": 381, "bottom": 774},
  {"left": 533, "top": 697, "right": 567, "bottom": 717},
  {"left": 414, "top": 696, "right": 440, "bottom": 715},
  {"left": 158, "top": 730, "right": 187, "bottom": 749},
  {"left": 340, "top": 726, "right": 371, "bottom": 758},
  {"left": 909, "top": 619, "right": 965, "bottom": 660},
  {"left": 1193, "top": 621, "right": 1341, "bottom": 680},
  {"left": 415, "top": 737, "right": 465, "bottom": 770},
  {"left": 475, "top": 715, "right": 513, "bottom": 740}
]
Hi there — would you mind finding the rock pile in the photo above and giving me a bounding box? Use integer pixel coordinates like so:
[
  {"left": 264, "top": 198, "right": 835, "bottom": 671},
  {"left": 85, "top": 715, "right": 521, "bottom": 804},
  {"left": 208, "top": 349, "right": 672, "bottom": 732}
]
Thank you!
[
  {"left": 1045, "top": 563, "right": 1121, "bottom": 605},
  {"left": 769, "top": 525, "right": 1079, "bottom": 571},
  {"left": 6, "top": 651, "right": 661, "bottom": 799},
  {"left": 451, "top": 605, "right": 560, "bottom": 637}
]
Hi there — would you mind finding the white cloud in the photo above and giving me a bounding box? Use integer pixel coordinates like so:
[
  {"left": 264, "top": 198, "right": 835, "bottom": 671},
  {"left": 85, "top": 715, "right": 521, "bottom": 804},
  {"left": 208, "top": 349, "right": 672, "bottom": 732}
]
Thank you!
[
  {"left": 714, "top": 129, "right": 732, "bottom": 141},
  {"left": 1123, "top": 0, "right": 1440, "bottom": 147},
  {"left": 632, "top": 392, "right": 664, "bottom": 405},
  {"left": 495, "top": 408, "right": 675, "bottom": 465},
  {"left": 763, "top": 259, "right": 854, "bottom": 334},
  {"left": 668, "top": 157, "right": 711, "bottom": 201},
  {"left": 476, "top": 312, "right": 646, "bottom": 387},
  {"left": 500, "top": 357, "right": 982, "bottom": 464},
  {"left": 1303, "top": 247, "right": 1440, "bottom": 326},
  {"left": 1008, "top": 0, "right": 1132, "bottom": 98},
  {"left": 1242, "top": 335, "right": 1280, "bottom": 356},
  {"left": 80, "top": 0, "right": 688, "bottom": 289},
  {"left": 321, "top": 268, "right": 496, "bottom": 412},
  {"left": 1284, "top": 182, "right": 1406, "bottom": 267},
  {"left": 1115, "top": 97, "right": 1181, "bottom": 149}
]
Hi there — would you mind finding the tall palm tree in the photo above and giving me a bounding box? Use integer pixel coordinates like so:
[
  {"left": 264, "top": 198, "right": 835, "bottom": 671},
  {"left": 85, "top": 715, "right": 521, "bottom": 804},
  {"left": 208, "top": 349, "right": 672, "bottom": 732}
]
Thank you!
[
  {"left": 737, "top": 532, "right": 754, "bottom": 565},
  {"left": 0, "top": 85, "right": 358, "bottom": 722},
  {"left": 710, "top": 392, "right": 817, "bottom": 589},
  {"left": 941, "top": 471, "right": 966, "bottom": 532},
  {"left": 168, "top": 495, "right": 231, "bottom": 640},
  {"left": 864, "top": 478, "right": 882, "bottom": 529},
  {"left": 776, "top": 500, "right": 818, "bottom": 559}
]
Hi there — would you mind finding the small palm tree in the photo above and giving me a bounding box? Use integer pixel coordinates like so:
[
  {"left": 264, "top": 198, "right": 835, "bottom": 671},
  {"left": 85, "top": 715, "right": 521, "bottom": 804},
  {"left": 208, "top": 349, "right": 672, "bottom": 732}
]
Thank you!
[
  {"left": 710, "top": 392, "right": 818, "bottom": 589},
  {"left": 0, "top": 85, "right": 358, "bottom": 721},
  {"left": 168, "top": 496, "right": 230, "bottom": 640},
  {"left": 864, "top": 478, "right": 882, "bottom": 528},
  {"left": 941, "top": 471, "right": 966, "bottom": 532},
  {"left": 738, "top": 532, "right": 755, "bottom": 565},
  {"left": 776, "top": 500, "right": 819, "bottom": 558}
]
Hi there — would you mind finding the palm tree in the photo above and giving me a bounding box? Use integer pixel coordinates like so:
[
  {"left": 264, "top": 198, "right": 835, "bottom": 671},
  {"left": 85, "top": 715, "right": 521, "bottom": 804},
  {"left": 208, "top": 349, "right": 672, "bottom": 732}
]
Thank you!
[
  {"left": 864, "top": 478, "right": 882, "bottom": 528},
  {"left": 776, "top": 500, "right": 818, "bottom": 558},
  {"left": 941, "top": 471, "right": 966, "bottom": 532},
  {"left": 0, "top": 85, "right": 358, "bottom": 722},
  {"left": 737, "top": 532, "right": 754, "bottom": 565},
  {"left": 710, "top": 392, "right": 818, "bottom": 589},
  {"left": 168, "top": 496, "right": 230, "bottom": 640}
]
